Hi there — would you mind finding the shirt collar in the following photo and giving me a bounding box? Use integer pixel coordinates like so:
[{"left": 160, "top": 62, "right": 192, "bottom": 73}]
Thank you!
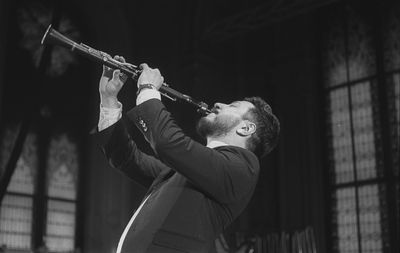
[{"left": 207, "top": 140, "right": 228, "bottom": 149}]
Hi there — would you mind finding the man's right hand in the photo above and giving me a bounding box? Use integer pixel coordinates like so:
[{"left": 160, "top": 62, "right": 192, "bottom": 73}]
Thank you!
[{"left": 99, "top": 55, "right": 127, "bottom": 108}]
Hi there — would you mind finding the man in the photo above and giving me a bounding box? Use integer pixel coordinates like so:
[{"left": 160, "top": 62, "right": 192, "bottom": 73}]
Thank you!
[{"left": 94, "top": 57, "right": 280, "bottom": 253}]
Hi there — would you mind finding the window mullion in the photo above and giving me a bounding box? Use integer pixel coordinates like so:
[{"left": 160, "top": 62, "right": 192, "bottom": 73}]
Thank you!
[
  {"left": 372, "top": 5, "right": 399, "bottom": 253},
  {"left": 31, "top": 124, "right": 50, "bottom": 250},
  {"left": 343, "top": 6, "right": 363, "bottom": 253}
]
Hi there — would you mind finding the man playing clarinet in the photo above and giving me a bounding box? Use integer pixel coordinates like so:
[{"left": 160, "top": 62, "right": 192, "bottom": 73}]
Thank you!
[{"left": 94, "top": 57, "right": 280, "bottom": 253}]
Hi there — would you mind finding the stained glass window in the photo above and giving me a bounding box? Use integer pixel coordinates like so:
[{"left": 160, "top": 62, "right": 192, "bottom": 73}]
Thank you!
[
  {"left": 45, "top": 200, "right": 76, "bottom": 251},
  {"left": 45, "top": 134, "right": 78, "bottom": 252},
  {"left": 0, "top": 130, "right": 79, "bottom": 251},
  {"left": 334, "top": 187, "right": 358, "bottom": 253},
  {"left": 0, "top": 195, "right": 33, "bottom": 250},
  {"left": 0, "top": 127, "right": 37, "bottom": 194},
  {"left": 323, "top": 2, "right": 399, "bottom": 253},
  {"left": 346, "top": 10, "right": 376, "bottom": 82},
  {"left": 350, "top": 82, "right": 380, "bottom": 181},
  {"left": 322, "top": 8, "right": 376, "bottom": 88},
  {"left": 46, "top": 135, "right": 78, "bottom": 200},
  {"left": 323, "top": 11, "right": 347, "bottom": 87},
  {"left": 0, "top": 128, "right": 37, "bottom": 250},
  {"left": 327, "top": 80, "right": 382, "bottom": 185},
  {"left": 0, "top": 2, "right": 81, "bottom": 251},
  {"left": 358, "top": 185, "right": 384, "bottom": 253},
  {"left": 328, "top": 88, "right": 354, "bottom": 183},
  {"left": 383, "top": 6, "right": 400, "bottom": 72}
]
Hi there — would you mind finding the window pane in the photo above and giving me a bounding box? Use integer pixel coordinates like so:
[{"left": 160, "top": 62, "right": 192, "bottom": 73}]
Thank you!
[
  {"left": 46, "top": 134, "right": 78, "bottom": 200},
  {"left": 347, "top": 9, "right": 376, "bottom": 81},
  {"left": 0, "top": 195, "right": 32, "bottom": 249},
  {"left": 0, "top": 128, "right": 37, "bottom": 194},
  {"left": 383, "top": 3, "right": 400, "bottom": 72},
  {"left": 323, "top": 10, "right": 347, "bottom": 87},
  {"left": 328, "top": 88, "right": 354, "bottom": 183},
  {"left": 333, "top": 187, "right": 359, "bottom": 253},
  {"left": 350, "top": 82, "right": 379, "bottom": 181},
  {"left": 45, "top": 200, "right": 75, "bottom": 252},
  {"left": 358, "top": 185, "right": 383, "bottom": 253}
]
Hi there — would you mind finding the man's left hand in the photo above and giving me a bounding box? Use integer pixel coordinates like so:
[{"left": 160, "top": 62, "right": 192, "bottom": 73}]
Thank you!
[{"left": 138, "top": 63, "right": 164, "bottom": 90}]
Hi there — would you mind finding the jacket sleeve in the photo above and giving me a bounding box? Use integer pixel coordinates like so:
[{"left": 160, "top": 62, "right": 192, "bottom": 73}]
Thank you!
[
  {"left": 127, "top": 99, "right": 260, "bottom": 203},
  {"left": 93, "top": 116, "right": 170, "bottom": 188}
]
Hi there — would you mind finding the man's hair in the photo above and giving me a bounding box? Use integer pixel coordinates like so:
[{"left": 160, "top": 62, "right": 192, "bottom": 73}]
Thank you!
[{"left": 243, "top": 97, "right": 280, "bottom": 158}]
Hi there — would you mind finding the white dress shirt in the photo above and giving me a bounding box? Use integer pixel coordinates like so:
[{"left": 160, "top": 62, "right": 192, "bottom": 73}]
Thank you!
[{"left": 98, "top": 89, "right": 161, "bottom": 131}]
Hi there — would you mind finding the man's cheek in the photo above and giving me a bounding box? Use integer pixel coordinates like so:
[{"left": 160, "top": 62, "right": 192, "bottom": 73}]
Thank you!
[{"left": 206, "top": 114, "right": 217, "bottom": 121}]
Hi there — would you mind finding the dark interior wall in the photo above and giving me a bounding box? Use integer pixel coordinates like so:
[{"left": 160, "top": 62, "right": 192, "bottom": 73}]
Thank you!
[
  {"left": 192, "top": 12, "right": 326, "bottom": 251},
  {"left": 0, "top": 0, "right": 9, "bottom": 123},
  {"left": 268, "top": 16, "right": 326, "bottom": 251}
]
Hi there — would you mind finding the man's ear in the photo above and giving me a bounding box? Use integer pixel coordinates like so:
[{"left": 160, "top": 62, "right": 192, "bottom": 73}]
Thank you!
[{"left": 236, "top": 120, "right": 256, "bottom": 137}]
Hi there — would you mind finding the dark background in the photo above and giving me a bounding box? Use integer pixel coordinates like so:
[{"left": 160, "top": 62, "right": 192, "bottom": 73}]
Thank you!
[{"left": 0, "top": 0, "right": 396, "bottom": 252}]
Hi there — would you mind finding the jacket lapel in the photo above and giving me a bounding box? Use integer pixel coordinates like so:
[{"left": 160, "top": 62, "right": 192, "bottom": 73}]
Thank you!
[{"left": 145, "top": 167, "right": 175, "bottom": 196}]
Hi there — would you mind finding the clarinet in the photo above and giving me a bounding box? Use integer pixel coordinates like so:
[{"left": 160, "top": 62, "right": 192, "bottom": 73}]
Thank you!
[{"left": 41, "top": 24, "right": 211, "bottom": 115}]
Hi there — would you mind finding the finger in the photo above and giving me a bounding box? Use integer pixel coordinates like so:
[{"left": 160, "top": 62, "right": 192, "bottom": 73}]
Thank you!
[
  {"left": 112, "top": 55, "right": 124, "bottom": 64},
  {"left": 112, "top": 69, "right": 122, "bottom": 83},
  {"left": 113, "top": 69, "right": 128, "bottom": 84},
  {"left": 119, "top": 73, "right": 128, "bottom": 83},
  {"left": 140, "top": 63, "right": 149, "bottom": 70}
]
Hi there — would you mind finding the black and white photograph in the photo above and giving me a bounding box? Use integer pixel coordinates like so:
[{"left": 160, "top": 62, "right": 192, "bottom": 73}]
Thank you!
[{"left": 0, "top": 0, "right": 399, "bottom": 252}]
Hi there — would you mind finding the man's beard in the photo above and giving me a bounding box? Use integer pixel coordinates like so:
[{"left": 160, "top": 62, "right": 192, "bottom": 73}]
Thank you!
[{"left": 196, "top": 115, "right": 241, "bottom": 139}]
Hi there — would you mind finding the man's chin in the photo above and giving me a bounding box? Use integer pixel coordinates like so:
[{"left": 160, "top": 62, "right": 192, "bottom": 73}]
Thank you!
[
  {"left": 196, "top": 117, "right": 214, "bottom": 138},
  {"left": 204, "top": 113, "right": 216, "bottom": 121}
]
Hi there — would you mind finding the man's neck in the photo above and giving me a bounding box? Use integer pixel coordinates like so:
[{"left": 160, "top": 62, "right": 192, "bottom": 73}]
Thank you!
[
  {"left": 206, "top": 135, "right": 247, "bottom": 149},
  {"left": 207, "top": 140, "right": 228, "bottom": 148}
]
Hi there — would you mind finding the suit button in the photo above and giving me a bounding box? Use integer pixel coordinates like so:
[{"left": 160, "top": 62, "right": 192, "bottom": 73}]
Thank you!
[
  {"left": 139, "top": 119, "right": 144, "bottom": 124},
  {"left": 143, "top": 127, "right": 148, "bottom": 132}
]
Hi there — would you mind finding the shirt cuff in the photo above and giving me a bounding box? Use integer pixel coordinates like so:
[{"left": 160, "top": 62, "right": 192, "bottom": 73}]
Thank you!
[
  {"left": 98, "top": 102, "right": 123, "bottom": 131},
  {"left": 136, "top": 88, "right": 161, "bottom": 105}
]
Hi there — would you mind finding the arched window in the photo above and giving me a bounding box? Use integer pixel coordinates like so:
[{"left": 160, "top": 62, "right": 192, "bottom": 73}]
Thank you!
[
  {"left": 322, "top": 3, "right": 399, "bottom": 253},
  {"left": 0, "top": 129, "right": 80, "bottom": 252},
  {"left": 0, "top": 128, "right": 36, "bottom": 249}
]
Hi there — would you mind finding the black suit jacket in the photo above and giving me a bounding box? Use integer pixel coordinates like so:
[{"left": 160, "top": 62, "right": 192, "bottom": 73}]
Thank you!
[{"left": 95, "top": 99, "right": 260, "bottom": 253}]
